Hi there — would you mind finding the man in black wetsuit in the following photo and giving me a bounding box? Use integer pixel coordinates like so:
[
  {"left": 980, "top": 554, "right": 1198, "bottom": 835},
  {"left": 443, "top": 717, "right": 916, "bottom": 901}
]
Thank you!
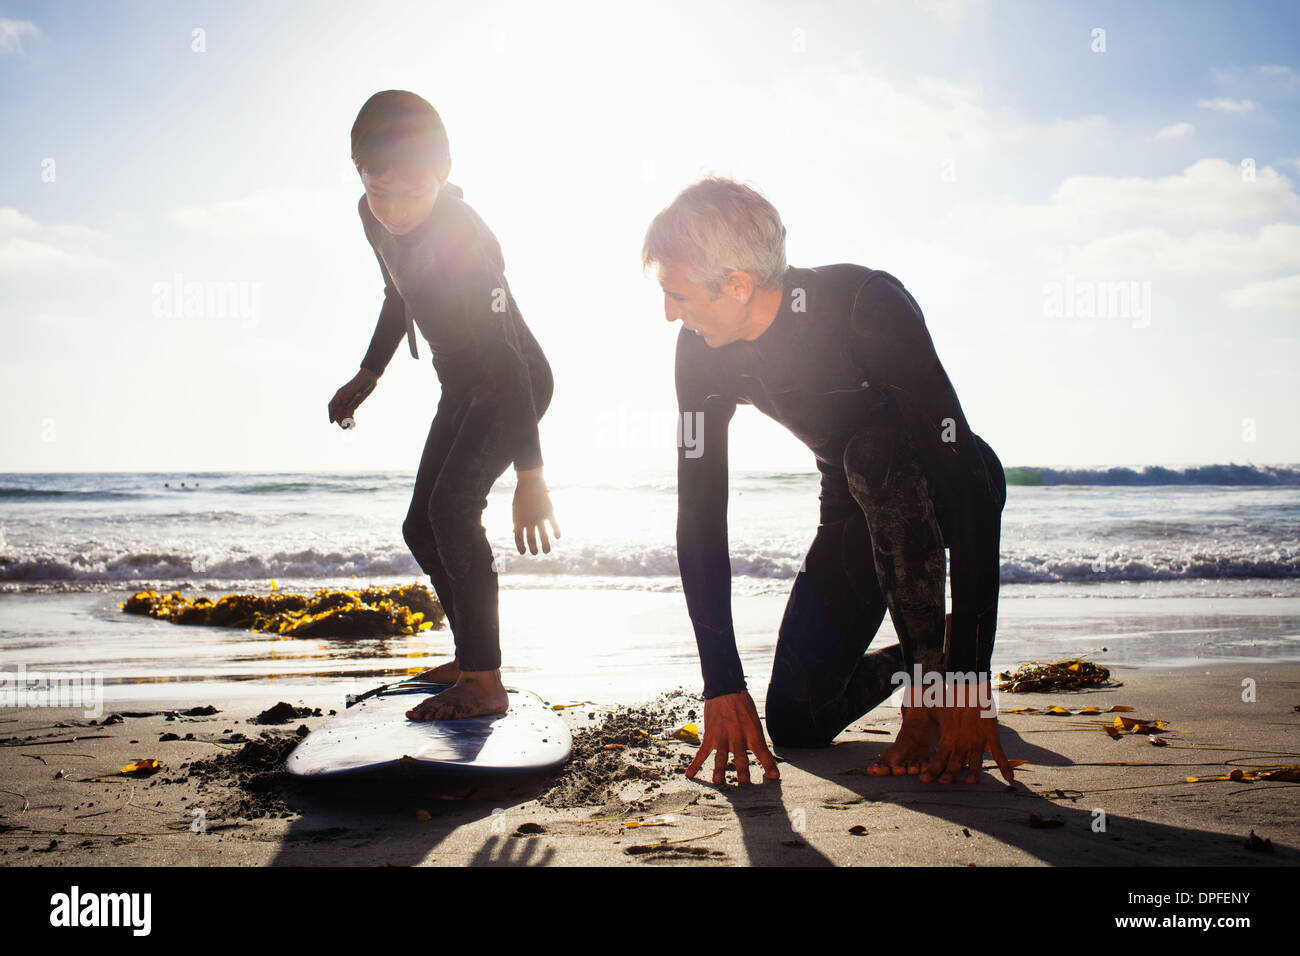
[
  {"left": 643, "top": 177, "right": 1014, "bottom": 785},
  {"left": 328, "top": 91, "right": 558, "bottom": 720}
]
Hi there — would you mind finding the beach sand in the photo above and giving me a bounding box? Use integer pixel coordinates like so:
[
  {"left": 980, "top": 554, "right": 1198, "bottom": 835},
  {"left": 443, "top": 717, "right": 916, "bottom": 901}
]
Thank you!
[{"left": 1, "top": 661, "right": 1296, "bottom": 867}]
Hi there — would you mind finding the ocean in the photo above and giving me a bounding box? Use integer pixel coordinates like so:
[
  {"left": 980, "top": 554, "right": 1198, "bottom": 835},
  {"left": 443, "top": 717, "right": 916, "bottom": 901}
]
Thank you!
[{"left": 2, "top": 468, "right": 1298, "bottom": 707}]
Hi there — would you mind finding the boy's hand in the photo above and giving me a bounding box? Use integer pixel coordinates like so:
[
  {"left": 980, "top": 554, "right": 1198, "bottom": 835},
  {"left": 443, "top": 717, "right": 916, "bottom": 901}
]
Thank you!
[
  {"left": 513, "top": 468, "right": 559, "bottom": 554},
  {"left": 329, "top": 369, "right": 378, "bottom": 426}
]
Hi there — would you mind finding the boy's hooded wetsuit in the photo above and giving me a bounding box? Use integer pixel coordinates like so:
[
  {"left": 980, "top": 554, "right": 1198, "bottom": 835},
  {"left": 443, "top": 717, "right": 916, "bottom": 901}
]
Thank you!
[
  {"left": 358, "top": 182, "right": 552, "bottom": 672},
  {"left": 675, "top": 264, "right": 1006, "bottom": 746}
]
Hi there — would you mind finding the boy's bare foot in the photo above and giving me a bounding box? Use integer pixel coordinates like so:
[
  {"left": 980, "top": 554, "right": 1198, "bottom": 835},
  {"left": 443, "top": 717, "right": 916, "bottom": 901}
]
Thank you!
[
  {"left": 867, "top": 705, "right": 940, "bottom": 776},
  {"left": 405, "top": 670, "right": 509, "bottom": 721},
  {"left": 409, "top": 658, "right": 460, "bottom": 683}
]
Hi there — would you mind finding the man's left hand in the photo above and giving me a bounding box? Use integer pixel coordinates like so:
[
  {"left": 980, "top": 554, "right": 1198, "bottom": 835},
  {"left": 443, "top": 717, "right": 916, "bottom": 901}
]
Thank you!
[{"left": 920, "top": 683, "right": 1014, "bottom": 784}]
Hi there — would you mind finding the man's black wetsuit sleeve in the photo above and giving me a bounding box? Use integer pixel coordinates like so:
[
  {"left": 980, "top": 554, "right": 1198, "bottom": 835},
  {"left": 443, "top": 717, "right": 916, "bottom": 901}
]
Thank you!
[
  {"left": 358, "top": 202, "right": 408, "bottom": 378},
  {"left": 675, "top": 329, "right": 745, "bottom": 699}
]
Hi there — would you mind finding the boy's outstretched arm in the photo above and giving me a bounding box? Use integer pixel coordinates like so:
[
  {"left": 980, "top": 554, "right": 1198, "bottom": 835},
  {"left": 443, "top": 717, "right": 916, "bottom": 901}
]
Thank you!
[
  {"left": 357, "top": 195, "right": 414, "bottom": 378},
  {"left": 329, "top": 210, "right": 407, "bottom": 428},
  {"left": 359, "top": 283, "right": 407, "bottom": 379}
]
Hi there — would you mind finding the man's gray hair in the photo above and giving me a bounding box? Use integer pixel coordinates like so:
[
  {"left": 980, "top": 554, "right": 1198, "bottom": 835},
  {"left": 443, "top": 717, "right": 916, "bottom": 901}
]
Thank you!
[{"left": 642, "top": 177, "right": 787, "bottom": 298}]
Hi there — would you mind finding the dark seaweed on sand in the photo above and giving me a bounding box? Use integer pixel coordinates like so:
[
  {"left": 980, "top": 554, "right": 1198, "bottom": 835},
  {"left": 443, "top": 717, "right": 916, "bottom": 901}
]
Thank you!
[
  {"left": 183, "top": 732, "right": 303, "bottom": 820},
  {"left": 540, "top": 691, "right": 701, "bottom": 809},
  {"left": 997, "top": 659, "right": 1119, "bottom": 693},
  {"left": 253, "top": 702, "right": 319, "bottom": 725}
]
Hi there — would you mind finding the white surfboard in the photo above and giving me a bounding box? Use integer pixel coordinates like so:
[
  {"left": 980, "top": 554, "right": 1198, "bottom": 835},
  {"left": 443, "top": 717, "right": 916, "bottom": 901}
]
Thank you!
[{"left": 285, "top": 680, "right": 572, "bottom": 778}]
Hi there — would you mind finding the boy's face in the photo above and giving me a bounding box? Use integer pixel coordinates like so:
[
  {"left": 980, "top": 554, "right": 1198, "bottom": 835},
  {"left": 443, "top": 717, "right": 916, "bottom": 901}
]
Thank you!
[{"left": 359, "top": 164, "right": 441, "bottom": 236}]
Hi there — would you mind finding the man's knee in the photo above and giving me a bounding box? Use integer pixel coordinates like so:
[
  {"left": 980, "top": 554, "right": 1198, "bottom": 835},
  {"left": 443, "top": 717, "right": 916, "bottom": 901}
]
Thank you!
[
  {"left": 842, "top": 416, "right": 904, "bottom": 488},
  {"left": 764, "top": 688, "right": 835, "bottom": 749},
  {"left": 765, "top": 648, "right": 838, "bottom": 748}
]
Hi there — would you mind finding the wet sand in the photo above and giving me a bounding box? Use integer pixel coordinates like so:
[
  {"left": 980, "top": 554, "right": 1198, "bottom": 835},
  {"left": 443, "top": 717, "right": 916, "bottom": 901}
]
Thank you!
[{"left": 1, "top": 662, "right": 1296, "bottom": 867}]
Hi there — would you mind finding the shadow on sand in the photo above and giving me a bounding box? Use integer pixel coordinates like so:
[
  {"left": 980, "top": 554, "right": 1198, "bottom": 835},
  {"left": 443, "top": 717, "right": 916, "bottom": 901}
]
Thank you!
[
  {"left": 748, "top": 723, "right": 1298, "bottom": 865},
  {"left": 265, "top": 768, "right": 559, "bottom": 866}
]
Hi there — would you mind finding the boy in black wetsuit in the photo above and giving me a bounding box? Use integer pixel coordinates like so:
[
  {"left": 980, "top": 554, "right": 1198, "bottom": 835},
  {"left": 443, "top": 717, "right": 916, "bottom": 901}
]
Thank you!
[
  {"left": 328, "top": 91, "right": 558, "bottom": 720},
  {"left": 644, "top": 177, "right": 1014, "bottom": 785}
]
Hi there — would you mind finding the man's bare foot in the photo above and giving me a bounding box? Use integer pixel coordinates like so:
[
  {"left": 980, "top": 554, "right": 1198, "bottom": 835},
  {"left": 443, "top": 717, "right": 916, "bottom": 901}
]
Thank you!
[
  {"left": 408, "top": 658, "right": 460, "bottom": 683},
  {"left": 405, "top": 670, "right": 509, "bottom": 721},
  {"left": 867, "top": 705, "right": 940, "bottom": 776}
]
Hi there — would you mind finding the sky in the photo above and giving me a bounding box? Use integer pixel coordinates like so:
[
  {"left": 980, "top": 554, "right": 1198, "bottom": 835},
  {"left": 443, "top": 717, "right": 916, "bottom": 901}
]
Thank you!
[{"left": 2, "top": 0, "right": 1298, "bottom": 477}]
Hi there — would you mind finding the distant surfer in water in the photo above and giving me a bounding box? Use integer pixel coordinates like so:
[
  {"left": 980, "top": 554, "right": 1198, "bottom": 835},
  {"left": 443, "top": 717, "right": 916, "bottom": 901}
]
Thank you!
[
  {"left": 328, "top": 91, "right": 558, "bottom": 720},
  {"left": 644, "top": 178, "right": 1013, "bottom": 785}
]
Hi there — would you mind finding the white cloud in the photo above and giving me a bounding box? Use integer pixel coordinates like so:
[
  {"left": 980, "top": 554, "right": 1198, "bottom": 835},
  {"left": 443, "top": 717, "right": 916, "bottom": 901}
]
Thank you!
[
  {"left": 0, "top": 16, "right": 38, "bottom": 54},
  {"left": 0, "top": 207, "right": 39, "bottom": 233},
  {"left": 961, "top": 159, "right": 1299, "bottom": 239},
  {"left": 1053, "top": 158, "right": 1297, "bottom": 223},
  {"left": 1060, "top": 224, "right": 1300, "bottom": 280},
  {"left": 926, "top": 161, "right": 1300, "bottom": 309},
  {"left": 173, "top": 186, "right": 350, "bottom": 240},
  {"left": 0, "top": 238, "right": 104, "bottom": 270},
  {"left": 743, "top": 61, "right": 1113, "bottom": 168},
  {"left": 1152, "top": 121, "right": 1194, "bottom": 141},
  {"left": 1196, "top": 97, "right": 1258, "bottom": 114},
  {"left": 0, "top": 207, "right": 113, "bottom": 272},
  {"left": 1210, "top": 64, "right": 1300, "bottom": 97},
  {"left": 1225, "top": 272, "right": 1300, "bottom": 311},
  {"left": 1258, "top": 64, "right": 1300, "bottom": 80}
]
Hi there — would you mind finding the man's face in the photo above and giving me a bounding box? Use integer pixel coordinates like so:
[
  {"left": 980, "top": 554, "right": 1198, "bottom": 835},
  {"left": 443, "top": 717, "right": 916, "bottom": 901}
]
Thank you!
[
  {"left": 359, "top": 164, "right": 440, "bottom": 236},
  {"left": 658, "top": 261, "right": 750, "bottom": 349}
]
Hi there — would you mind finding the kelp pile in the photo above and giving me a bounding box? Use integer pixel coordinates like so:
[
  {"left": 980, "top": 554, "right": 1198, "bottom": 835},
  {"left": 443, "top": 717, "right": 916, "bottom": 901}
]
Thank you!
[
  {"left": 997, "top": 659, "right": 1118, "bottom": 693},
  {"left": 120, "top": 583, "right": 444, "bottom": 637}
]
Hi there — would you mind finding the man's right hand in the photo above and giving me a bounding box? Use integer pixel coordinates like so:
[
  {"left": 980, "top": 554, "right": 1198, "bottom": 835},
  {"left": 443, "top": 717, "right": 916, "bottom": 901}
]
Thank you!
[
  {"left": 685, "top": 691, "right": 780, "bottom": 785},
  {"left": 328, "top": 368, "right": 379, "bottom": 426}
]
